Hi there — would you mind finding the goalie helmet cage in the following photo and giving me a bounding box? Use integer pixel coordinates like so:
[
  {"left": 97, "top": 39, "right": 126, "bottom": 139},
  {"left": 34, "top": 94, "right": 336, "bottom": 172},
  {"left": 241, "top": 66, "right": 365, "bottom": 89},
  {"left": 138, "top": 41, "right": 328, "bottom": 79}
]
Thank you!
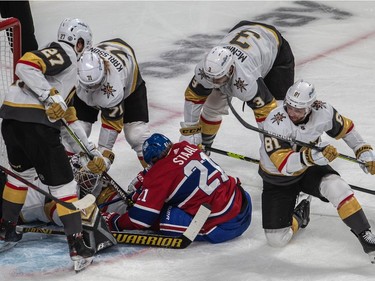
[{"left": 0, "top": 17, "right": 21, "bottom": 167}]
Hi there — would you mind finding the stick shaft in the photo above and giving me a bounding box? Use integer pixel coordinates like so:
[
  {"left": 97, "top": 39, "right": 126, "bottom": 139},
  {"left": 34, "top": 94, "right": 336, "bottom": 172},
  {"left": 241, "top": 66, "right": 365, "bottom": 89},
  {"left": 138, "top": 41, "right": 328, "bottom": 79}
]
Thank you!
[
  {"left": 0, "top": 165, "right": 77, "bottom": 210},
  {"left": 227, "top": 98, "right": 362, "bottom": 164},
  {"left": 207, "top": 146, "right": 375, "bottom": 195}
]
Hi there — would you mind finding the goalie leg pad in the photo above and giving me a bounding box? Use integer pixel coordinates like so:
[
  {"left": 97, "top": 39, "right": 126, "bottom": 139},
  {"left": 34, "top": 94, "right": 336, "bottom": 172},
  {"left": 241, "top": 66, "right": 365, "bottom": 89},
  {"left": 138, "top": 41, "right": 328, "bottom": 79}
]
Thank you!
[{"left": 81, "top": 204, "right": 117, "bottom": 252}]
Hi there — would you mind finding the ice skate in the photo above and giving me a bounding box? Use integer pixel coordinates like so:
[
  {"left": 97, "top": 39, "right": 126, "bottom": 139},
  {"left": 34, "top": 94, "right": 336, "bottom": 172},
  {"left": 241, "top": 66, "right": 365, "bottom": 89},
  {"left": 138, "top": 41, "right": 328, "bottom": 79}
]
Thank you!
[
  {"left": 73, "top": 256, "right": 94, "bottom": 272},
  {"left": 67, "top": 232, "right": 95, "bottom": 272},
  {"left": 293, "top": 196, "right": 311, "bottom": 229},
  {"left": 0, "top": 219, "right": 22, "bottom": 252},
  {"left": 355, "top": 229, "right": 375, "bottom": 264}
]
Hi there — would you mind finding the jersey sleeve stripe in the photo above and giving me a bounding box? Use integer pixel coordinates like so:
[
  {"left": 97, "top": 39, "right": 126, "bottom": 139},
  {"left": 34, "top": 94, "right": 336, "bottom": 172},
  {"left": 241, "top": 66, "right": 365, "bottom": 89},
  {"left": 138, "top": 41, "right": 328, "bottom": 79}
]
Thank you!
[{"left": 18, "top": 59, "right": 43, "bottom": 71}]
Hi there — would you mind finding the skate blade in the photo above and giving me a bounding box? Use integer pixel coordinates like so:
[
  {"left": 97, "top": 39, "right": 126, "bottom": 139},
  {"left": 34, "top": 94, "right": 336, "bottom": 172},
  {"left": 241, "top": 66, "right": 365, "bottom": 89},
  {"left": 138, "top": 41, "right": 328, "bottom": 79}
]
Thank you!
[
  {"left": 368, "top": 252, "right": 375, "bottom": 264},
  {"left": 0, "top": 241, "right": 17, "bottom": 253},
  {"left": 74, "top": 257, "right": 94, "bottom": 273}
]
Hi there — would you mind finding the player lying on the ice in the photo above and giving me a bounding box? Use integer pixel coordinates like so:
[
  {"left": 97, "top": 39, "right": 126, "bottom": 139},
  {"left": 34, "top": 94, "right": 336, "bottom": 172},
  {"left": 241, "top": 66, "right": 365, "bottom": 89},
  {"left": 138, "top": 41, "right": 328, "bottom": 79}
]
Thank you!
[
  {"left": 7, "top": 133, "right": 252, "bottom": 244},
  {"left": 102, "top": 133, "right": 252, "bottom": 244}
]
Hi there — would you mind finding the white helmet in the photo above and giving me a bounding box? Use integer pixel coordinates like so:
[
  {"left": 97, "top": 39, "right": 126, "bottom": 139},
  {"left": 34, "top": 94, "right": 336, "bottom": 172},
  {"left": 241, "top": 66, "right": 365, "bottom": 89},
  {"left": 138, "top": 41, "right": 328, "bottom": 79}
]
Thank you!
[
  {"left": 284, "top": 79, "right": 316, "bottom": 110},
  {"left": 57, "top": 18, "right": 92, "bottom": 58},
  {"left": 78, "top": 51, "right": 105, "bottom": 90},
  {"left": 203, "top": 46, "right": 235, "bottom": 87}
]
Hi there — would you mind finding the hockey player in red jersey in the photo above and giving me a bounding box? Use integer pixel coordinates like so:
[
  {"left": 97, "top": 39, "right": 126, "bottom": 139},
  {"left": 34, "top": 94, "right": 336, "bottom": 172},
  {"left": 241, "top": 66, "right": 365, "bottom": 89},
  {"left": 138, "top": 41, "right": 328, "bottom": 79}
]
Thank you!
[
  {"left": 259, "top": 79, "right": 375, "bottom": 262},
  {"left": 103, "top": 133, "right": 252, "bottom": 243},
  {"left": 180, "top": 20, "right": 295, "bottom": 150}
]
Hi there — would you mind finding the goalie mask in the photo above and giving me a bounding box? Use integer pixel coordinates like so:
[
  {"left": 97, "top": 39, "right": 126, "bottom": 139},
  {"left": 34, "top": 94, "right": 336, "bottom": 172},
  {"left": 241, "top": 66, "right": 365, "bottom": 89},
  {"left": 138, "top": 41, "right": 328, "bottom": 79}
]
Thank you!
[
  {"left": 78, "top": 51, "right": 106, "bottom": 90},
  {"left": 203, "top": 46, "right": 235, "bottom": 88},
  {"left": 70, "top": 154, "right": 102, "bottom": 197},
  {"left": 75, "top": 168, "right": 102, "bottom": 198},
  {"left": 57, "top": 18, "right": 92, "bottom": 59}
]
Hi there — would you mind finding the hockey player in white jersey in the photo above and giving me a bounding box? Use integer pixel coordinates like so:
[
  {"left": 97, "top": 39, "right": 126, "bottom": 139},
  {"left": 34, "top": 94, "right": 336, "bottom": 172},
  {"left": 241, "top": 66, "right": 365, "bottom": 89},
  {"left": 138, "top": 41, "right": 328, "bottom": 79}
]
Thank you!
[
  {"left": 73, "top": 38, "right": 151, "bottom": 168},
  {"left": 259, "top": 79, "right": 375, "bottom": 262},
  {"left": 180, "top": 20, "right": 295, "bottom": 150},
  {"left": 0, "top": 18, "right": 107, "bottom": 269}
]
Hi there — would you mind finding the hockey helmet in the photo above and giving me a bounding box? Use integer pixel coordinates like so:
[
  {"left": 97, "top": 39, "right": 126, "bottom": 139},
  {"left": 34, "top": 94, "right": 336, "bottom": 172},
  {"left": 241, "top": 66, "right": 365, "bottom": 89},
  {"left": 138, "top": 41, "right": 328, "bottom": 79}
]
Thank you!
[
  {"left": 78, "top": 51, "right": 105, "bottom": 90},
  {"left": 142, "top": 133, "right": 172, "bottom": 165},
  {"left": 285, "top": 79, "right": 316, "bottom": 109},
  {"left": 57, "top": 18, "right": 92, "bottom": 58},
  {"left": 203, "top": 46, "right": 235, "bottom": 88},
  {"left": 284, "top": 79, "right": 316, "bottom": 121}
]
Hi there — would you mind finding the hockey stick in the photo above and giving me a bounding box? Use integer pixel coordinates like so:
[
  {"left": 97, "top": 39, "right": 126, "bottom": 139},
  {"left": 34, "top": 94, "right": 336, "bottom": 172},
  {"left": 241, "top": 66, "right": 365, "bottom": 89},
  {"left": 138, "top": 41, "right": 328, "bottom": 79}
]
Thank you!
[
  {"left": 206, "top": 147, "right": 260, "bottom": 165},
  {"left": 0, "top": 165, "right": 96, "bottom": 210},
  {"left": 207, "top": 146, "right": 375, "bottom": 195},
  {"left": 60, "top": 119, "right": 134, "bottom": 207},
  {"left": 227, "top": 98, "right": 363, "bottom": 165},
  {"left": 97, "top": 197, "right": 123, "bottom": 209},
  {"left": 17, "top": 203, "right": 212, "bottom": 249}
]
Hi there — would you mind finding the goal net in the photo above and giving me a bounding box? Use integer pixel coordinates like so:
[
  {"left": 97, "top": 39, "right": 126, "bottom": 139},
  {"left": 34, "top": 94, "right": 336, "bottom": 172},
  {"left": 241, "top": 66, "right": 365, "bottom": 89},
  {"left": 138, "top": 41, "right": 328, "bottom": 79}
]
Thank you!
[{"left": 0, "top": 17, "right": 21, "bottom": 167}]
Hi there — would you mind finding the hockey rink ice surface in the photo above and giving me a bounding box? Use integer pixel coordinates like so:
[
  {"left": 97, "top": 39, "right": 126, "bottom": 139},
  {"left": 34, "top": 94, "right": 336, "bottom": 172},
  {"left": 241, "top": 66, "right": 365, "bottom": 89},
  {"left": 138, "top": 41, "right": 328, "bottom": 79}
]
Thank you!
[{"left": 2, "top": 1, "right": 375, "bottom": 280}]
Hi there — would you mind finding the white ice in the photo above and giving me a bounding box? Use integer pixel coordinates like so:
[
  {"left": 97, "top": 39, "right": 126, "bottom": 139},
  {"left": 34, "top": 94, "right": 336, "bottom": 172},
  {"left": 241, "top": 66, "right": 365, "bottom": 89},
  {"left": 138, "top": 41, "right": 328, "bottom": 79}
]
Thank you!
[{"left": 2, "top": 1, "right": 375, "bottom": 280}]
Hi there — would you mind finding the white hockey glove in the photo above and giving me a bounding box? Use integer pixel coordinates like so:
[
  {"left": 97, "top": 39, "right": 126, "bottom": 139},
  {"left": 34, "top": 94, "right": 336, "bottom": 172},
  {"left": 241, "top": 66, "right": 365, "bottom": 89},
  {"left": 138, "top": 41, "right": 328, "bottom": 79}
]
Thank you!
[
  {"left": 179, "top": 121, "right": 202, "bottom": 146},
  {"left": 39, "top": 88, "right": 67, "bottom": 122},
  {"left": 355, "top": 145, "right": 375, "bottom": 175},
  {"left": 302, "top": 142, "right": 338, "bottom": 166}
]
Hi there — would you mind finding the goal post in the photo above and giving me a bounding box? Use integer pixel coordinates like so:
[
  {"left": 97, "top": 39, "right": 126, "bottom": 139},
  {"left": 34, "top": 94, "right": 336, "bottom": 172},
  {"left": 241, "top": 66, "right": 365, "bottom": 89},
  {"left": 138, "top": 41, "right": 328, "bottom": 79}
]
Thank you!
[{"left": 0, "top": 17, "right": 21, "bottom": 167}]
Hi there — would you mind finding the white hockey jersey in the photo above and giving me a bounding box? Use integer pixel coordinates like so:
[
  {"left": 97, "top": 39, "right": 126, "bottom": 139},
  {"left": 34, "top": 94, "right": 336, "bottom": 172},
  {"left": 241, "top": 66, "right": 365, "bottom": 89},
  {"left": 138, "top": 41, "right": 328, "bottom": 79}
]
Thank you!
[
  {"left": 0, "top": 41, "right": 78, "bottom": 129},
  {"left": 76, "top": 38, "right": 143, "bottom": 148},
  {"left": 195, "top": 24, "right": 280, "bottom": 102},
  {"left": 184, "top": 22, "right": 280, "bottom": 124},
  {"left": 259, "top": 100, "right": 361, "bottom": 185},
  {"left": 77, "top": 38, "right": 141, "bottom": 111}
]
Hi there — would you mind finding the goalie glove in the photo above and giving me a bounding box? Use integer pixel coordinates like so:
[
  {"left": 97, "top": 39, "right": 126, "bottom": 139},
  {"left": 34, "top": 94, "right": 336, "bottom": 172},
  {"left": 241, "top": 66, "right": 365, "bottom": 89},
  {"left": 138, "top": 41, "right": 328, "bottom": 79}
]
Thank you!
[
  {"left": 355, "top": 145, "right": 375, "bottom": 175},
  {"left": 179, "top": 121, "right": 202, "bottom": 146},
  {"left": 302, "top": 142, "right": 338, "bottom": 166},
  {"left": 39, "top": 88, "right": 67, "bottom": 122}
]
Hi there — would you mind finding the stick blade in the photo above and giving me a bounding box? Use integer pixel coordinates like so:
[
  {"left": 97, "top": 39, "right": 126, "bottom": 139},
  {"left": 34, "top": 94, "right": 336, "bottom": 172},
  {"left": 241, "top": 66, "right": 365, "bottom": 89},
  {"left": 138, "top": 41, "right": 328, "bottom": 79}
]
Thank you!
[
  {"left": 183, "top": 203, "right": 211, "bottom": 242},
  {"left": 72, "top": 194, "right": 96, "bottom": 210}
]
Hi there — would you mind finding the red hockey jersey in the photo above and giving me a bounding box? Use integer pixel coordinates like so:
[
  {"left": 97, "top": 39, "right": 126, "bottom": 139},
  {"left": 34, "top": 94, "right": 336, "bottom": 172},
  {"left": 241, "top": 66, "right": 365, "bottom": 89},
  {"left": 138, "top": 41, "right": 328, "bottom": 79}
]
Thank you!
[{"left": 117, "top": 141, "right": 244, "bottom": 233}]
